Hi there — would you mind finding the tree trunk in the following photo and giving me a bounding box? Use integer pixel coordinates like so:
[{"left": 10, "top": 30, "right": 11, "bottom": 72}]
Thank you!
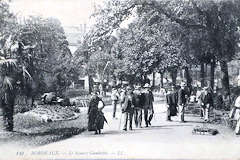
[
  {"left": 159, "top": 72, "right": 164, "bottom": 88},
  {"left": 88, "top": 75, "right": 93, "bottom": 94},
  {"left": 1, "top": 90, "right": 16, "bottom": 132},
  {"left": 170, "top": 68, "right": 178, "bottom": 86},
  {"left": 184, "top": 66, "right": 192, "bottom": 94},
  {"left": 210, "top": 59, "right": 215, "bottom": 91},
  {"left": 200, "top": 63, "right": 205, "bottom": 87},
  {"left": 152, "top": 72, "right": 155, "bottom": 87},
  {"left": 220, "top": 60, "right": 230, "bottom": 96}
]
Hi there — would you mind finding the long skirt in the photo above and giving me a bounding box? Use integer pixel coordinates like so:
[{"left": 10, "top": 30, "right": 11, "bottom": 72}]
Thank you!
[
  {"left": 168, "top": 104, "right": 178, "bottom": 116},
  {"left": 88, "top": 109, "right": 105, "bottom": 131}
]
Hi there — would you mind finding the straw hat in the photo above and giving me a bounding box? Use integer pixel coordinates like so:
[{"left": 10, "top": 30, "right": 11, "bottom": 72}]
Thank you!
[
  {"left": 180, "top": 82, "right": 186, "bottom": 87},
  {"left": 143, "top": 83, "right": 150, "bottom": 88}
]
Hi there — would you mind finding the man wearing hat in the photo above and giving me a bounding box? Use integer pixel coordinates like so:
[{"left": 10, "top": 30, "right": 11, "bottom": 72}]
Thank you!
[
  {"left": 177, "top": 82, "right": 188, "bottom": 122},
  {"left": 142, "top": 83, "right": 154, "bottom": 127},
  {"left": 132, "top": 85, "right": 144, "bottom": 128},
  {"left": 199, "top": 86, "right": 213, "bottom": 122},
  {"left": 122, "top": 86, "right": 134, "bottom": 131},
  {"left": 111, "top": 86, "right": 120, "bottom": 119}
]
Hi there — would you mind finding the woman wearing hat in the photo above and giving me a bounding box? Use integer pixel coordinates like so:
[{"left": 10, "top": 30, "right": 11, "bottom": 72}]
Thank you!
[
  {"left": 166, "top": 85, "right": 178, "bottom": 121},
  {"left": 87, "top": 90, "right": 106, "bottom": 134}
]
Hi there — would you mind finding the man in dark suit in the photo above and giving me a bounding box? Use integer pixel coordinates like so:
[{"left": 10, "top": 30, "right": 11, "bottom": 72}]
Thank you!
[
  {"left": 199, "top": 87, "right": 213, "bottom": 122},
  {"left": 122, "top": 86, "right": 134, "bottom": 131},
  {"left": 178, "top": 82, "right": 188, "bottom": 122},
  {"left": 142, "top": 83, "right": 154, "bottom": 127},
  {"left": 133, "top": 85, "right": 143, "bottom": 128}
]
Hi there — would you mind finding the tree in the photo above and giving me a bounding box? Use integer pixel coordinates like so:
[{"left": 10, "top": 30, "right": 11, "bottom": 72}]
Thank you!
[{"left": 16, "top": 17, "right": 73, "bottom": 97}]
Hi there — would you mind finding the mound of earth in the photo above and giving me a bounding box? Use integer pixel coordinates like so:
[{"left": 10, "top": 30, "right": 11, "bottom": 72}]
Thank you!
[{"left": 24, "top": 105, "right": 82, "bottom": 122}]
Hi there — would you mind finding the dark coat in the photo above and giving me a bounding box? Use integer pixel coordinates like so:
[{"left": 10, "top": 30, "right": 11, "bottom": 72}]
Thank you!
[
  {"left": 132, "top": 93, "right": 144, "bottom": 109},
  {"left": 166, "top": 92, "right": 178, "bottom": 116},
  {"left": 122, "top": 94, "right": 134, "bottom": 113},
  {"left": 142, "top": 91, "right": 154, "bottom": 109},
  {"left": 178, "top": 88, "right": 187, "bottom": 105},
  {"left": 88, "top": 96, "right": 105, "bottom": 131},
  {"left": 199, "top": 92, "right": 213, "bottom": 108}
]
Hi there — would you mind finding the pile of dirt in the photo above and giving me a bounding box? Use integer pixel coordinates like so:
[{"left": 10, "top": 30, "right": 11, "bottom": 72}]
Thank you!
[{"left": 23, "top": 105, "right": 82, "bottom": 122}]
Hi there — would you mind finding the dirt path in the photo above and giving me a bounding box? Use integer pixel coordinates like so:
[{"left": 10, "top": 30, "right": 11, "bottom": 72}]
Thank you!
[{"left": 2, "top": 102, "right": 239, "bottom": 160}]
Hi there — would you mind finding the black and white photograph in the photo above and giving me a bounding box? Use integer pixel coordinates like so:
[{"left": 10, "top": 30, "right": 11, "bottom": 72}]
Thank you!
[{"left": 0, "top": 0, "right": 240, "bottom": 159}]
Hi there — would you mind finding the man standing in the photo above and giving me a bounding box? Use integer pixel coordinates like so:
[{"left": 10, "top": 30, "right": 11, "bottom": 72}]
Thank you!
[
  {"left": 142, "top": 83, "right": 154, "bottom": 127},
  {"left": 178, "top": 82, "right": 188, "bottom": 122},
  {"left": 122, "top": 86, "right": 134, "bottom": 131},
  {"left": 111, "top": 86, "right": 119, "bottom": 119},
  {"left": 132, "top": 85, "right": 143, "bottom": 128},
  {"left": 166, "top": 85, "right": 178, "bottom": 121},
  {"left": 199, "top": 87, "right": 213, "bottom": 122}
]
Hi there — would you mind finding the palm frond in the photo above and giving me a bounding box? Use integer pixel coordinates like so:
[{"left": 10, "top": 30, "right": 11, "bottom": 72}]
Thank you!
[
  {"left": 22, "top": 66, "right": 33, "bottom": 80},
  {"left": 0, "top": 57, "right": 17, "bottom": 68},
  {"left": 3, "top": 76, "right": 14, "bottom": 90}
]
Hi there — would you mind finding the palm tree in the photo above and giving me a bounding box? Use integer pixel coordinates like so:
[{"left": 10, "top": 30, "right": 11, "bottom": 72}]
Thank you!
[
  {"left": 0, "top": 45, "right": 32, "bottom": 132},
  {"left": 0, "top": 57, "right": 18, "bottom": 131}
]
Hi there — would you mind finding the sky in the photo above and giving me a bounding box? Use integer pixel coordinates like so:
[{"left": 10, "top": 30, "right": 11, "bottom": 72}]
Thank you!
[{"left": 9, "top": 0, "right": 104, "bottom": 26}]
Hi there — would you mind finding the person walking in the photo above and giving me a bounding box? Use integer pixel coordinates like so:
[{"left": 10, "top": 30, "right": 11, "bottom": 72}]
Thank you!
[
  {"left": 111, "top": 86, "right": 120, "bottom": 119},
  {"left": 142, "top": 83, "right": 154, "bottom": 127},
  {"left": 177, "top": 82, "right": 188, "bottom": 122},
  {"left": 122, "top": 86, "right": 134, "bottom": 131},
  {"left": 199, "top": 87, "right": 213, "bottom": 122},
  {"left": 132, "top": 85, "right": 143, "bottom": 128},
  {"left": 87, "top": 89, "right": 106, "bottom": 134},
  {"left": 166, "top": 85, "right": 178, "bottom": 121},
  {"left": 231, "top": 94, "right": 240, "bottom": 134}
]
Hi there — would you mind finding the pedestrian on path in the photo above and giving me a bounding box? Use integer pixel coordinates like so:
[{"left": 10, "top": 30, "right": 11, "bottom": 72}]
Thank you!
[
  {"left": 122, "top": 86, "right": 134, "bottom": 131},
  {"left": 177, "top": 82, "right": 188, "bottom": 122},
  {"left": 199, "top": 86, "right": 213, "bottom": 122},
  {"left": 111, "top": 86, "right": 120, "bottom": 119},
  {"left": 87, "top": 89, "right": 106, "bottom": 134},
  {"left": 133, "top": 85, "right": 143, "bottom": 128},
  {"left": 142, "top": 83, "right": 154, "bottom": 127},
  {"left": 166, "top": 85, "right": 178, "bottom": 121},
  {"left": 229, "top": 94, "right": 240, "bottom": 134}
]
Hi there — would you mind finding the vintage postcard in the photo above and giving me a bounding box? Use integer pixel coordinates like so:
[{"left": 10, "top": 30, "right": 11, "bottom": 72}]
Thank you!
[{"left": 1, "top": 0, "right": 240, "bottom": 160}]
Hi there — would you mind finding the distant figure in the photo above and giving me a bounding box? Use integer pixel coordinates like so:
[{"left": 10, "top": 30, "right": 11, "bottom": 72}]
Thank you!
[
  {"left": 142, "top": 83, "right": 154, "bottom": 127},
  {"left": 133, "top": 85, "right": 143, "bottom": 128},
  {"left": 122, "top": 86, "right": 134, "bottom": 131},
  {"left": 111, "top": 86, "right": 120, "bottom": 118},
  {"left": 230, "top": 95, "right": 240, "bottom": 134},
  {"left": 166, "top": 85, "right": 178, "bottom": 121},
  {"left": 199, "top": 87, "right": 213, "bottom": 122},
  {"left": 88, "top": 90, "right": 106, "bottom": 134},
  {"left": 177, "top": 82, "right": 188, "bottom": 122}
]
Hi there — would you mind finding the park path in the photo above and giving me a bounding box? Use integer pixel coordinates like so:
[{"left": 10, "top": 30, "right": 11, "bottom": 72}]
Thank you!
[{"left": 1, "top": 102, "right": 240, "bottom": 160}]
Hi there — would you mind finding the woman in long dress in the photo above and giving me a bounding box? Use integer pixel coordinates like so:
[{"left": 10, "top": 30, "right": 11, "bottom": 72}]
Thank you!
[
  {"left": 166, "top": 86, "right": 178, "bottom": 121},
  {"left": 88, "top": 91, "right": 106, "bottom": 134}
]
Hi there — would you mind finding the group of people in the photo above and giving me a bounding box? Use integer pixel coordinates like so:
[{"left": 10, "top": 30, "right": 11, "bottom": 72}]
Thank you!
[
  {"left": 111, "top": 83, "right": 154, "bottom": 131},
  {"left": 87, "top": 81, "right": 216, "bottom": 134}
]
